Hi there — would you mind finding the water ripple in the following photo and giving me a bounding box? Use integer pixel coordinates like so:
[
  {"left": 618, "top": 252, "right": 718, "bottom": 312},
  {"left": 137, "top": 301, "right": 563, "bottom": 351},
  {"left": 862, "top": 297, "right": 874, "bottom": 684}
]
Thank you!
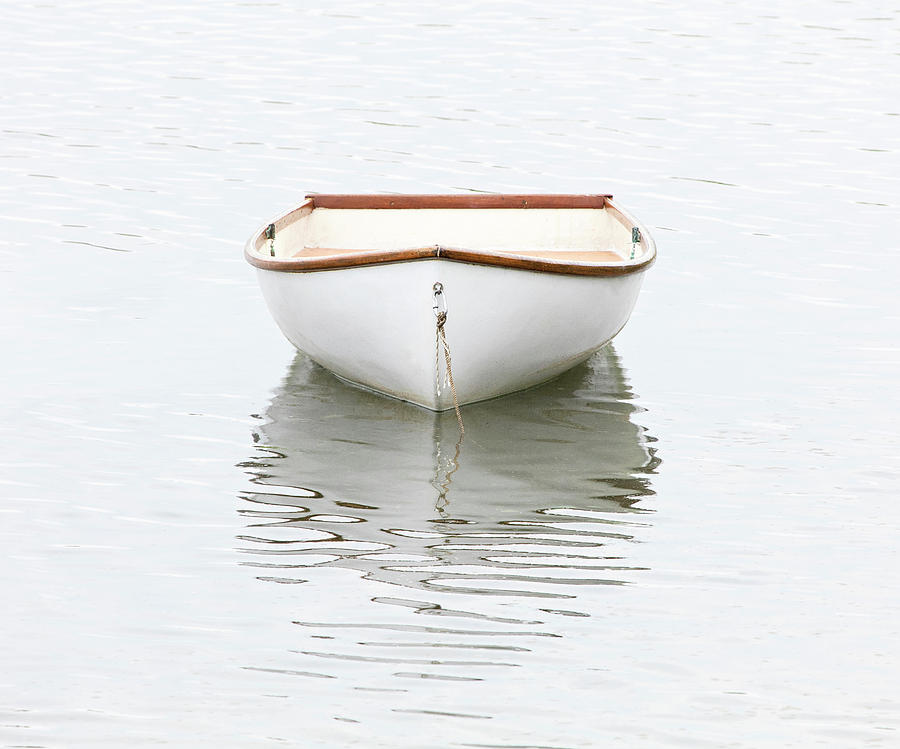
[{"left": 237, "top": 347, "right": 658, "bottom": 691}]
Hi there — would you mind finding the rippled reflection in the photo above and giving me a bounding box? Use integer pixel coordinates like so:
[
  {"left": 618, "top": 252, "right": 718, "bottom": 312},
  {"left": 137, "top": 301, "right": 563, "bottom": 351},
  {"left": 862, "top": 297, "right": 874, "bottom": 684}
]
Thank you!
[
  {"left": 237, "top": 345, "right": 659, "bottom": 602},
  {"left": 235, "top": 346, "right": 660, "bottom": 691}
]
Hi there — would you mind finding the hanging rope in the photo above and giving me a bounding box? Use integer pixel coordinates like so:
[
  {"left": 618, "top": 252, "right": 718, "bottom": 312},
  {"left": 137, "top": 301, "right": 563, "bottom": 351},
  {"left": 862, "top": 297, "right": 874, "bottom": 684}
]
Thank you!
[
  {"left": 433, "top": 283, "right": 464, "bottom": 435},
  {"left": 265, "top": 223, "right": 276, "bottom": 257}
]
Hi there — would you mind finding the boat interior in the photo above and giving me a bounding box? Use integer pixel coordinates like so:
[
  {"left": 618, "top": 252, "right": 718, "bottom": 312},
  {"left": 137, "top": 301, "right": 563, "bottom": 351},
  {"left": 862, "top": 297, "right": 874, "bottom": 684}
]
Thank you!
[{"left": 247, "top": 195, "right": 655, "bottom": 274}]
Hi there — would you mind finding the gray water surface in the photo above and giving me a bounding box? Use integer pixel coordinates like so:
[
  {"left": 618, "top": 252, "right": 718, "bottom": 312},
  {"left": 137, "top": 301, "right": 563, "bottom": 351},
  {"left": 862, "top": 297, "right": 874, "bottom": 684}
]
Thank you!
[{"left": 2, "top": 1, "right": 899, "bottom": 747}]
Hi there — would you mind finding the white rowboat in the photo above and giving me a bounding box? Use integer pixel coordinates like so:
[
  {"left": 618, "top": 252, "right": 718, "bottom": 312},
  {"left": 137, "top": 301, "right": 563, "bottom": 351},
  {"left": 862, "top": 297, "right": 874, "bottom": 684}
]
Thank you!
[{"left": 245, "top": 194, "right": 655, "bottom": 411}]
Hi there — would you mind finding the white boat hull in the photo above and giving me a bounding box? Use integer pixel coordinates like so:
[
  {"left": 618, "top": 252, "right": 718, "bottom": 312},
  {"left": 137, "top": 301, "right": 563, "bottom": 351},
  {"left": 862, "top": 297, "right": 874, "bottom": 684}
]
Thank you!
[{"left": 256, "top": 258, "right": 646, "bottom": 410}]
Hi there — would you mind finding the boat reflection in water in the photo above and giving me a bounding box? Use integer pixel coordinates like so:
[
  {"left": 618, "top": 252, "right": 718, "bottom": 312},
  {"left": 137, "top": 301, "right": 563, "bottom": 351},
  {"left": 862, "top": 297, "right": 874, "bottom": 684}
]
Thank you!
[{"left": 237, "top": 345, "right": 659, "bottom": 603}]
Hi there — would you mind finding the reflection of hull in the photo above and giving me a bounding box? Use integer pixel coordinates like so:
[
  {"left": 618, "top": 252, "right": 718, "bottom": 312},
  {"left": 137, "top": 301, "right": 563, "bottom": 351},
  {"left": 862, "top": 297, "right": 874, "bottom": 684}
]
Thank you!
[
  {"left": 245, "top": 345, "right": 653, "bottom": 519},
  {"left": 238, "top": 346, "right": 658, "bottom": 599}
]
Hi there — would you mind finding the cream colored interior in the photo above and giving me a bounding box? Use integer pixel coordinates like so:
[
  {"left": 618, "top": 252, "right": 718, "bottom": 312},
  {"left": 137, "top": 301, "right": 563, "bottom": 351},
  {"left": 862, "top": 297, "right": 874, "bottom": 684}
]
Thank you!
[{"left": 269, "top": 207, "right": 636, "bottom": 261}]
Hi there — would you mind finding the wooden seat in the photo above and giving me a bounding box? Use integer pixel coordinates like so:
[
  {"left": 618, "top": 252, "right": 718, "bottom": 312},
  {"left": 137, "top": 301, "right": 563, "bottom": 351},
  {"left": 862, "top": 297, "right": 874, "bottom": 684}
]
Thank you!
[
  {"left": 292, "top": 247, "right": 385, "bottom": 259},
  {"left": 293, "top": 247, "right": 624, "bottom": 264},
  {"left": 497, "top": 249, "right": 623, "bottom": 263}
]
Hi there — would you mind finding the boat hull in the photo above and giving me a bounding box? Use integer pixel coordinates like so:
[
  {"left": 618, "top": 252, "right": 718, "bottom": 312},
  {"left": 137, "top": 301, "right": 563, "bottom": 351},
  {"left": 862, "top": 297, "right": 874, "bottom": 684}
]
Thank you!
[{"left": 256, "top": 258, "right": 646, "bottom": 410}]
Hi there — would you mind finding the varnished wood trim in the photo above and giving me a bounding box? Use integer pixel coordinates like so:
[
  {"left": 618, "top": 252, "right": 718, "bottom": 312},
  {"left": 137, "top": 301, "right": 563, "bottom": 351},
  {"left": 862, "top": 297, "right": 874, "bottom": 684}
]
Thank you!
[
  {"left": 605, "top": 198, "right": 657, "bottom": 266},
  {"left": 306, "top": 193, "right": 612, "bottom": 210},
  {"left": 247, "top": 245, "right": 440, "bottom": 272},
  {"left": 436, "top": 246, "right": 654, "bottom": 277},
  {"left": 246, "top": 244, "right": 653, "bottom": 276},
  {"left": 250, "top": 198, "right": 314, "bottom": 254}
]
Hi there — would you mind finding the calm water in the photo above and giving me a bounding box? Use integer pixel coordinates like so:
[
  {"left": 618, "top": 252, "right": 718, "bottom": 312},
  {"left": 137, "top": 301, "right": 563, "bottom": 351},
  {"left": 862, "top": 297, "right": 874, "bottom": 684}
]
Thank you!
[{"left": 2, "top": 1, "right": 899, "bottom": 747}]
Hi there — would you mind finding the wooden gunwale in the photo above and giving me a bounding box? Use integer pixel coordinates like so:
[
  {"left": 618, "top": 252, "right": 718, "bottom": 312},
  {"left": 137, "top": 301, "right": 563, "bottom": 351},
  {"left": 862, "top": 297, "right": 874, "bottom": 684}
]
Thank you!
[
  {"left": 244, "top": 194, "right": 656, "bottom": 277},
  {"left": 306, "top": 193, "right": 612, "bottom": 210}
]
